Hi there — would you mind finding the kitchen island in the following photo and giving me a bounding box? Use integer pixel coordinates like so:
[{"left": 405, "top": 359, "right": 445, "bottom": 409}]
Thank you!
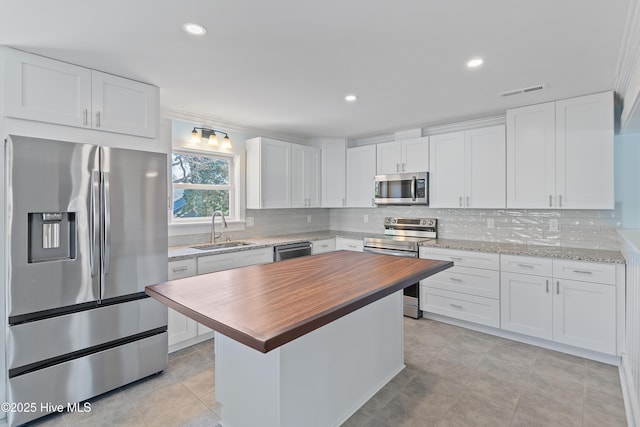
[{"left": 146, "top": 251, "right": 452, "bottom": 427}]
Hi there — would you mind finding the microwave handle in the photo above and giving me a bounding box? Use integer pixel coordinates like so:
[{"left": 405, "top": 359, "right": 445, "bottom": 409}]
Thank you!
[{"left": 411, "top": 176, "right": 416, "bottom": 201}]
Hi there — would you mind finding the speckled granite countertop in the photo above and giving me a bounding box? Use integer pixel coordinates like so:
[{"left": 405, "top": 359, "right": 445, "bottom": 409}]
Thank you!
[{"left": 169, "top": 230, "right": 624, "bottom": 264}]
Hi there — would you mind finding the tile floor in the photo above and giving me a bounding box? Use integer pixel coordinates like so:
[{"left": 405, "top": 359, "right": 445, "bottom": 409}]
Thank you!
[{"left": 4, "top": 318, "right": 628, "bottom": 426}]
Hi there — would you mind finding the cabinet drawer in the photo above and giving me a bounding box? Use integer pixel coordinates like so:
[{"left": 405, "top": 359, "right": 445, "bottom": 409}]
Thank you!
[
  {"left": 198, "top": 253, "right": 236, "bottom": 274},
  {"left": 235, "top": 247, "right": 273, "bottom": 267},
  {"left": 420, "top": 247, "right": 499, "bottom": 270},
  {"left": 312, "top": 239, "right": 336, "bottom": 255},
  {"left": 336, "top": 237, "right": 364, "bottom": 252},
  {"left": 421, "top": 266, "right": 499, "bottom": 299},
  {"left": 420, "top": 287, "right": 500, "bottom": 328},
  {"left": 501, "top": 255, "right": 552, "bottom": 276},
  {"left": 553, "top": 260, "right": 616, "bottom": 285},
  {"left": 168, "top": 259, "right": 197, "bottom": 280}
]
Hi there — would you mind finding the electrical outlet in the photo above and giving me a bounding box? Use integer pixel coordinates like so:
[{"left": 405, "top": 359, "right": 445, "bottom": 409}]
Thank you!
[
  {"left": 307, "top": 215, "right": 312, "bottom": 223},
  {"left": 487, "top": 218, "right": 495, "bottom": 229},
  {"left": 364, "top": 214, "right": 369, "bottom": 223},
  {"left": 549, "top": 219, "right": 559, "bottom": 231},
  {"left": 246, "top": 217, "right": 254, "bottom": 227}
]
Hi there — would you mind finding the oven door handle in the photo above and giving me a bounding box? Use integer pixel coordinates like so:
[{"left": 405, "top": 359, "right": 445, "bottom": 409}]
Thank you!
[{"left": 364, "top": 247, "right": 418, "bottom": 258}]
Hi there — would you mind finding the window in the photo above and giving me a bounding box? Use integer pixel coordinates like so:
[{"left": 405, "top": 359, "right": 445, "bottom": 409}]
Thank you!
[{"left": 172, "top": 151, "right": 234, "bottom": 220}]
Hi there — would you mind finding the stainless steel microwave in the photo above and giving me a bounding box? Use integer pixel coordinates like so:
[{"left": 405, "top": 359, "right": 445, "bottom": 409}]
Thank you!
[{"left": 374, "top": 172, "right": 429, "bottom": 205}]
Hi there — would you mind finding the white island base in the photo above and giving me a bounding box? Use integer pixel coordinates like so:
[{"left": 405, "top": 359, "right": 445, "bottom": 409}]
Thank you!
[{"left": 214, "top": 292, "right": 404, "bottom": 427}]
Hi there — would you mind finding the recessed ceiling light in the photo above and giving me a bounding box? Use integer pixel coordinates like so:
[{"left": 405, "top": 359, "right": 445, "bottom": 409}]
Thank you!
[
  {"left": 183, "top": 23, "right": 207, "bottom": 36},
  {"left": 345, "top": 94, "right": 358, "bottom": 102},
  {"left": 467, "top": 58, "right": 484, "bottom": 68}
]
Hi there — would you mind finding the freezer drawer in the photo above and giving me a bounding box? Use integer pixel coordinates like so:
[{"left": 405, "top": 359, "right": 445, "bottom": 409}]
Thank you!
[
  {"left": 8, "top": 297, "right": 167, "bottom": 370},
  {"left": 8, "top": 332, "right": 168, "bottom": 426}
]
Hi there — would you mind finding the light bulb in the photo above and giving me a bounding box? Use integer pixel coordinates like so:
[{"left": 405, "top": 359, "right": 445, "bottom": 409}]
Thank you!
[
  {"left": 208, "top": 132, "right": 219, "bottom": 145},
  {"left": 191, "top": 128, "right": 200, "bottom": 144},
  {"left": 222, "top": 135, "right": 232, "bottom": 149}
]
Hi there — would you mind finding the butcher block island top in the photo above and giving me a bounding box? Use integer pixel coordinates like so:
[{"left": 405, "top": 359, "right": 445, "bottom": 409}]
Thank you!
[{"left": 146, "top": 250, "right": 452, "bottom": 353}]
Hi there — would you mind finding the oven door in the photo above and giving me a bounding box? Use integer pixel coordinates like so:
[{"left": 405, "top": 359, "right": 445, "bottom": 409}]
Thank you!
[{"left": 363, "top": 246, "right": 422, "bottom": 318}]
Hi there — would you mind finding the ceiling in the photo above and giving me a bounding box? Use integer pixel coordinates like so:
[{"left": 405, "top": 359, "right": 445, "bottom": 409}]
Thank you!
[{"left": 0, "top": 0, "right": 631, "bottom": 139}]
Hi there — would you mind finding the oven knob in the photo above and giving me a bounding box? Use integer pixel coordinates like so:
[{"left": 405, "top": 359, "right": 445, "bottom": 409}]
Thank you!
[
  {"left": 391, "top": 219, "right": 397, "bottom": 224},
  {"left": 420, "top": 219, "right": 426, "bottom": 225}
]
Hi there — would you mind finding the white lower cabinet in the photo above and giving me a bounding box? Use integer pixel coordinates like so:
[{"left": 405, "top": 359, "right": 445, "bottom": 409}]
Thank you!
[
  {"left": 500, "top": 255, "right": 618, "bottom": 355},
  {"left": 419, "top": 248, "right": 500, "bottom": 327},
  {"left": 335, "top": 237, "right": 364, "bottom": 252},
  {"left": 312, "top": 238, "right": 336, "bottom": 255},
  {"left": 169, "top": 247, "right": 274, "bottom": 352},
  {"left": 167, "top": 259, "right": 199, "bottom": 349}
]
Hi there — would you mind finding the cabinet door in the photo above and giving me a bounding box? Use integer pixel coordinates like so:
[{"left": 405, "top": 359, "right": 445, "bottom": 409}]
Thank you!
[
  {"left": 5, "top": 49, "right": 91, "bottom": 128},
  {"left": 555, "top": 92, "right": 614, "bottom": 209},
  {"left": 335, "top": 238, "right": 363, "bottom": 252},
  {"left": 321, "top": 139, "right": 346, "bottom": 207},
  {"left": 198, "top": 252, "right": 236, "bottom": 274},
  {"left": 346, "top": 145, "right": 376, "bottom": 207},
  {"left": 401, "top": 137, "right": 429, "bottom": 173},
  {"left": 167, "top": 260, "right": 198, "bottom": 347},
  {"left": 465, "top": 125, "right": 506, "bottom": 208},
  {"left": 312, "top": 239, "right": 336, "bottom": 254},
  {"left": 261, "top": 139, "right": 292, "bottom": 208},
  {"left": 500, "top": 272, "right": 553, "bottom": 340},
  {"left": 91, "top": 71, "right": 159, "bottom": 138},
  {"left": 429, "top": 132, "right": 465, "bottom": 208},
  {"left": 291, "top": 144, "right": 306, "bottom": 208},
  {"left": 376, "top": 142, "right": 403, "bottom": 174},
  {"left": 506, "top": 102, "right": 556, "bottom": 208},
  {"left": 235, "top": 247, "right": 273, "bottom": 267},
  {"left": 553, "top": 279, "right": 616, "bottom": 354},
  {"left": 305, "top": 146, "right": 320, "bottom": 207}
]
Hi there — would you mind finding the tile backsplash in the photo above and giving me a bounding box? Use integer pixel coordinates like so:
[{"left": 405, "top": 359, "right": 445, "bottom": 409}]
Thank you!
[
  {"left": 330, "top": 206, "right": 622, "bottom": 251},
  {"left": 169, "top": 206, "right": 622, "bottom": 251}
]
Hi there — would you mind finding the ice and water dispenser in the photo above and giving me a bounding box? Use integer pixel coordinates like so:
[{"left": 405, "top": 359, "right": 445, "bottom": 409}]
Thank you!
[{"left": 27, "top": 212, "right": 76, "bottom": 263}]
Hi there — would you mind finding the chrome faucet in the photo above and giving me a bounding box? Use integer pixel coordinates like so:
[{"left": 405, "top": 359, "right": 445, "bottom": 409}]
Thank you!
[{"left": 211, "top": 210, "right": 228, "bottom": 243}]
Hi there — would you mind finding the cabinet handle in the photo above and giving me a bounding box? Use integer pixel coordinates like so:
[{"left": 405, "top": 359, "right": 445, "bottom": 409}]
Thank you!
[
  {"left": 342, "top": 198, "right": 345, "bottom": 206},
  {"left": 83, "top": 109, "right": 88, "bottom": 126},
  {"left": 459, "top": 196, "right": 463, "bottom": 207},
  {"left": 559, "top": 195, "right": 562, "bottom": 207},
  {"left": 449, "top": 277, "right": 463, "bottom": 282},
  {"left": 320, "top": 244, "right": 328, "bottom": 248},
  {"left": 450, "top": 303, "right": 463, "bottom": 309},
  {"left": 402, "top": 163, "right": 406, "bottom": 172},
  {"left": 171, "top": 266, "right": 188, "bottom": 273},
  {"left": 396, "top": 163, "right": 400, "bottom": 172},
  {"left": 573, "top": 269, "right": 593, "bottom": 275},
  {"left": 372, "top": 198, "right": 375, "bottom": 206},
  {"left": 556, "top": 281, "right": 560, "bottom": 295},
  {"left": 96, "top": 111, "right": 101, "bottom": 128},
  {"left": 549, "top": 195, "right": 552, "bottom": 207},
  {"left": 546, "top": 280, "right": 549, "bottom": 293},
  {"left": 517, "top": 263, "right": 534, "bottom": 269},
  {"left": 348, "top": 245, "right": 357, "bottom": 249},
  {"left": 466, "top": 196, "right": 470, "bottom": 207}
]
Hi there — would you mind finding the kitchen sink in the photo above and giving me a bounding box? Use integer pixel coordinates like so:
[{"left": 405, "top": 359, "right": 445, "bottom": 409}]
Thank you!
[{"left": 191, "top": 241, "right": 252, "bottom": 250}]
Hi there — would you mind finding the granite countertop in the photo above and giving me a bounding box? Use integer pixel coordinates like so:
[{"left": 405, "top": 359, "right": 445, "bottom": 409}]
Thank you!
[{"left": 169, "top": 230, "right": 625, "bottom": 264}]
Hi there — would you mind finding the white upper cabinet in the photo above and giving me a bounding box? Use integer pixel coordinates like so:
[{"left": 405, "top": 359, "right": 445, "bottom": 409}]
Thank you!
[
  {"left": 346, "top": 145, "right": 376, "bottom": 207},
  {"left": 429, "top": 125, "right": 505, "bottom": 208},
  {"left": 429, "top": 131, "right": 465, "bottom": 208},
  {"left": 376, "top": 137, "right": 429, "bottom": 174},
  {"left": 506, "top": 92, "right": 613, "bottom": 209},
  {"left": 291, "top": 144, "right": 320, "bottom": 208},
  {"left": 5, "top": 48, "right": 92, "bottom": 128},
  {"left": 91, "top": 71, "right": 158, "bottom": 138},
  {"left": 4, "top": 48, "right": 159, "bottom": 138},
  {"left": 320, "top": 139, "right": 346, "bottom": 207},
  {"left": 246, "top": 137, "right": 292, "bottom": 209},
  {"left": 555, "top": 92, "right": 614, "bottom": 209}
]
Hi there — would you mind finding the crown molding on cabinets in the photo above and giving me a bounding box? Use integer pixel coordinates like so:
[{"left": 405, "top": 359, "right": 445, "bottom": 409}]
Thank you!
[
  {"left": 161, "top": 107, "right": 311, "bottom": 145},
  {"left": 423, "top": 115, "right": 506, "bottom": 136}
]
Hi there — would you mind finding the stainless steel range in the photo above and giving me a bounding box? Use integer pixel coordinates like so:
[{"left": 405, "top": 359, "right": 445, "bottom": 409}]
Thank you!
[{"left": 364, "top": 217, "right": 437, "bottom": 318}]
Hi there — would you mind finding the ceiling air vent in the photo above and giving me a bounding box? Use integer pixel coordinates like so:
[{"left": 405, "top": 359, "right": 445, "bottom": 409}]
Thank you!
[{"left": 500, "top": 84, "right": 546, "bottom": 97}]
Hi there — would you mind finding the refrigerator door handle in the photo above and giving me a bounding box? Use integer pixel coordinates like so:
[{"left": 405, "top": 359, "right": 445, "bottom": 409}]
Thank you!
[
  {"left": 90, "top": 171, "right": 100, "bottom": 277},
  {"left": 102, "top": 171, "right": 111, "bottom": 278}
]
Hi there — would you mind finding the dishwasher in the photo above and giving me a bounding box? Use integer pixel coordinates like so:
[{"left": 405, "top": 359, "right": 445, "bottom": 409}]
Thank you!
[{"left": 273, "top": 241, "right": 312, "bottom": 262}]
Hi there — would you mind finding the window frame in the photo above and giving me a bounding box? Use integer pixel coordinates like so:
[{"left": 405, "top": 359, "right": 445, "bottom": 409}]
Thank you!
[{"left": 171, "top": 149, "right": 236, "bottom": 223}]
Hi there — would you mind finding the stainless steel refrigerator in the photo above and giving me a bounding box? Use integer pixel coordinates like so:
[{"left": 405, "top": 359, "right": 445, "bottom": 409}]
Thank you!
[{"left": 5, "top": 136, "right": 169, "bottom": 426}]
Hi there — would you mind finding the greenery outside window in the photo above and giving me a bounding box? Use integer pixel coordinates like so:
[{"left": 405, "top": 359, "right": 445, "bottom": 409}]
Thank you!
[{"left": 172, "top": 151, "right": 234, "bottom": 220}]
